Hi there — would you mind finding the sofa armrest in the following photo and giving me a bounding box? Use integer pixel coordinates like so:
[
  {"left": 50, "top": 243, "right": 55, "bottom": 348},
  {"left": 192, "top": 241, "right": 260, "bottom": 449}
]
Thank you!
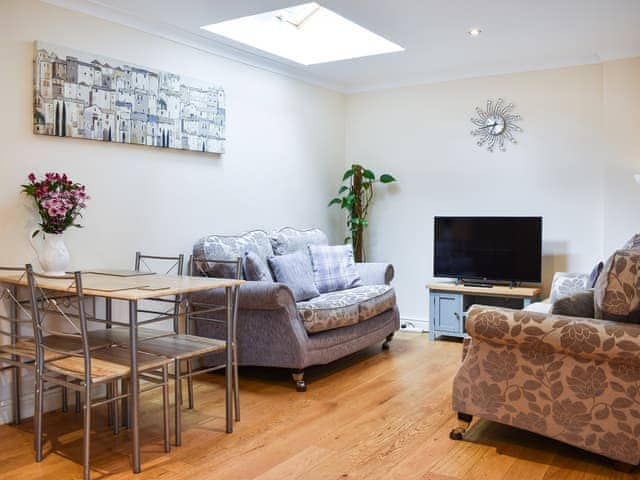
[
  {"left": 466, "top": 305, "right": 640, "bottom": 363},
  {"left": 189, "top": 281, "right": 297, "bottom": 311},
  {"left": 356, "top": 263, "right": 394, "bottom": 285}
]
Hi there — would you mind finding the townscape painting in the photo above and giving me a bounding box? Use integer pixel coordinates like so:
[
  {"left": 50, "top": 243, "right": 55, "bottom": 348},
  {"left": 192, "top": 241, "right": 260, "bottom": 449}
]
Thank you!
[{"left": 33, "top": 41, "right": 226, "bottom": 154}]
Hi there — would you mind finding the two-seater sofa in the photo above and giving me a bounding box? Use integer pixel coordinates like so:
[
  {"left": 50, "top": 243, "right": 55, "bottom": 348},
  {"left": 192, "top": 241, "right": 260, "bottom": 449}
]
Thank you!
[{"left": 190, "top": 227, "right": 400, "bottom": 391}]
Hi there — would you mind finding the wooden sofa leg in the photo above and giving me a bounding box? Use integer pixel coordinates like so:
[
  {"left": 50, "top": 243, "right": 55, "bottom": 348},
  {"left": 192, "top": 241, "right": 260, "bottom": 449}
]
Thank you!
[
  {"left": 612, "top": 460, "right": 636, "bottom": 473},
  {"left": 449, "top": 412, "right": 473, "bottom": 440},
  {"left": 382, "top": 333, "right": 394, "bottom": 350},
  {"left": 292, "top": 370, "right": 306, "bottom": 392}
]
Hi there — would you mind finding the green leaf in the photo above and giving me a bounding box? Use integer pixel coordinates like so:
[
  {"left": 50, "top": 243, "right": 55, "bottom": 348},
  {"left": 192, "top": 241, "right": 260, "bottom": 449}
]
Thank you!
[
  {"left": 343, "top": 169, "right": 354, "bottom": 181},
  {"left": 363, "top": 169, "right": 375, "bottom": 180},
  {"left": 31, "top": 229, "right": 40, "bottom": 238},
  {"left": 351, "top": 218, "right": 361, "bottom": 224},
  {"left": 380, "top": 174, "right": 396, "bottom": 183},
  {"left": 338, "top": 185, "right": 349, "bottom": 194},
  {"left": 343, "top": 237, "right": 351, "bottom": 243},
  {"left": 328, "top": 198, "right": 341, "bottom": 207}
]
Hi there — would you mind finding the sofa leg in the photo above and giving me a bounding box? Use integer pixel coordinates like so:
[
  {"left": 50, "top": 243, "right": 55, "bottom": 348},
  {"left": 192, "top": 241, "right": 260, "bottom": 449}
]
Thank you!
[
  {"left": 382, "top": 333, "right": 394, "bottom": 350},
  {"left": 449, "top": 412, "right": 473, "bottom": 440},
  {"left": 612, "top": 460, "right": 636, "bottom": 473},
  {"left": 292, "top": 370, "right": 306, "bottom": 392}
]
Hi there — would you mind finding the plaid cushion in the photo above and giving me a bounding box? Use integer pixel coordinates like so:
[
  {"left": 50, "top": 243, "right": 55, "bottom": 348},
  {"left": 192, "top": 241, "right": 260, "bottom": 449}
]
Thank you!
[{"left": 308, "top": 244, "right": 362, "bottom": 293}]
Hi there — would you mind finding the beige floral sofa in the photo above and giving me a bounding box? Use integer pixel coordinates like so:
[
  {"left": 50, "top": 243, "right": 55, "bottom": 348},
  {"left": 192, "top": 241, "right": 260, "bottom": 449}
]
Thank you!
[{"left": 452, "top": 235, "right": 640, "bottom": 467}]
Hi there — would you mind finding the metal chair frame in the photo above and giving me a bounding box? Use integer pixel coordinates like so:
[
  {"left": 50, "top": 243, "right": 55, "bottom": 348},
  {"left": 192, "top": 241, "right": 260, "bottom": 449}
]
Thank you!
[
  {"left": 188, "top": 255, "right": 241, "bottom": 421},
  {"left": 25, "top": 265, "right": 171, "bottom": 480},
  {"left": 126, "top": 253, "right": 240, "bottom": 445}
]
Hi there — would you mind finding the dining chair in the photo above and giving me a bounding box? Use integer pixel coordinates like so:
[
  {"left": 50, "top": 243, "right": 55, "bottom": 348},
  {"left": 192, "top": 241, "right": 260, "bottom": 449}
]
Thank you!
[
  {"left": 0, "top": 266, "right": 114, "bottom": 425},
  {"left": 25, "top": 265, "right": 172, "bottom": 480},
  {"left": 96, "top": 252, "right": 234, "bottom": 445}
]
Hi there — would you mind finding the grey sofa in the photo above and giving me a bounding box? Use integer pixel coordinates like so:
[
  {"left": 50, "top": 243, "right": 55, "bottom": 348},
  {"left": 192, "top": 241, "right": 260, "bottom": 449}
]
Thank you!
[{"left": 190, "top": 228, "right": 400, "bottom": 391}]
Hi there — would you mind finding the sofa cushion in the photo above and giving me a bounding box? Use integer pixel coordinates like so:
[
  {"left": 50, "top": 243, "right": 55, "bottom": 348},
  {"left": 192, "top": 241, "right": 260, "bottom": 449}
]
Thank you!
[
  {"left": 552, "top": 290, "right": 595, "bottom": 318},
  {"left": 243, "top": 251, "right": 273, "bottom": 282},
  {"left": 193, "top": 230, "right": 273, "bottom": 278},
  {"left": 270, "top": 227, "right": 328, "bottom": 255},
  {"left": 594, "top": 249, "right": 640, "bottom": 323},
  {"left": 268, "top": 251, "right": 320, "bottom": 302},
  {"left": 297, "top": 285, "right": 395, "bottom": 333},
  {"left": 588, "top": 261, "right": 604, "bottom": 288},
  {"left": 308, "top": 244, "right": 362, "bottom": 293},
  {"left": 549, "top": 272, "right": 590, "bottom": 303},
  {"left": 622, "top": 233, "right": 640, "bottom": 250}
]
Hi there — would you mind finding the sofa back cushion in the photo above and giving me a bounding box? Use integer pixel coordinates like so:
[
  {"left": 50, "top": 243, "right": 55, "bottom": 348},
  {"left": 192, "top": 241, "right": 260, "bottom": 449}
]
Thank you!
[
  {"left": 622, "top": 233, "right": 640, "bottom": 250},
  {"left": 243, "top": 251, "right": 274, "bottom": 282},
  {"left": 193, "top": 230, "right": 273, "bottom": 278},
  {"left": 268, "top": 251, "right": 320, "bottom": 302},
  {"left": 308, "top": 244, "right": 362, "bottom": 293},
  {"left": 270, "top": 227, "right": 328, "bottom": 256},
  {"left": 594, "top": 249, "right": 640, "bottom": 322}
]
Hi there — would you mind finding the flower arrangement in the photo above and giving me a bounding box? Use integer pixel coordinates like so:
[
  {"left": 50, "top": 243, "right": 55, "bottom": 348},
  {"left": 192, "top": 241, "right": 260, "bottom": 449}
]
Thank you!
[{"left": 21, "top": 172, "right": 89, "bottom": 237}]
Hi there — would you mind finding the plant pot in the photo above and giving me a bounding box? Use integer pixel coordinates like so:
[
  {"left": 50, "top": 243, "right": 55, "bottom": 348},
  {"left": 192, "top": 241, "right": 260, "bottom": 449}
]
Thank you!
[{"left": 31, "top": 233, "right": 70, "bottom": 276}]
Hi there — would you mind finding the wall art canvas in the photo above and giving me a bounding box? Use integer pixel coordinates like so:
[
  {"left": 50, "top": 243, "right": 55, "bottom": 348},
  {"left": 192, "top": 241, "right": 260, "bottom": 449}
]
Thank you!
[{"left": 33, "top": 41, "right": 226, "bottom": 154}]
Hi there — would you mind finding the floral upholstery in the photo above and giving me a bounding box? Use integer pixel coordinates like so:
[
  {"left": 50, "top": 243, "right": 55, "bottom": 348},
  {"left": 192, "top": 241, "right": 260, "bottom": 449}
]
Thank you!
[
  {"left": 193, "top": 230, "right": 273, "bottom": 278},
  {"left": 594, "top": 249, "right": 640, "bottom": 323},
  {"left": 297, "top": 285, "right": 395, "bottom": 334},
  {"left": 452, "top": 305, "right": 640, "bottom": 465},
  {"left": 270, "top": 227, "right": 328, "bottom": 256}
]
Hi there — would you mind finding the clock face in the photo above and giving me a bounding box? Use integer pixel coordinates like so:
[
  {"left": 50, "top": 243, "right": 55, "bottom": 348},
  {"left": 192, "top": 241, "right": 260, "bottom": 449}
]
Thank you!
[{"left": 471, "top": 99, "right": 522, "bottom": 152}]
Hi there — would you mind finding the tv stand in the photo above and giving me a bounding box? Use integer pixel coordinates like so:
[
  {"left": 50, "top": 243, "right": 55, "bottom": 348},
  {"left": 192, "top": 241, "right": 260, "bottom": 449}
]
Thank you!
[
  {"left": 426, "top": 282, "right": 541, "bottom": 341},
  {"left": 461, "top": 281, "right": 493, "bottom": 288}
]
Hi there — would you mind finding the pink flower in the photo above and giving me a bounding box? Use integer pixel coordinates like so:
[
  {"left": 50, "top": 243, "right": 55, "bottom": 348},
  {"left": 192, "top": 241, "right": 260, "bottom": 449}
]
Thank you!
[{"left": 28, "top": 173, "right": 36, "bottom": 183}]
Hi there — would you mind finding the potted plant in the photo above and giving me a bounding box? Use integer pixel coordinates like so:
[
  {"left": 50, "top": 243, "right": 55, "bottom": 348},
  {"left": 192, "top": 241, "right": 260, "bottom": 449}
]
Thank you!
[
  {"left": 329, "top": 164, "right": 396, "bottom": 262},
  {"left": 21, "top": 172, "right": 89, "bottom": 275}
]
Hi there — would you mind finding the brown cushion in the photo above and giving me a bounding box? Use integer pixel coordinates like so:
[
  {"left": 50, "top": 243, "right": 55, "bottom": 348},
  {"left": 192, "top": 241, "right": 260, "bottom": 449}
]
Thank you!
[
  {"left": 594, "top": 249, "right": 640, "bottom": 323},
  {"left": 552, "top": 291, "right": 595, "bottom": 318}
]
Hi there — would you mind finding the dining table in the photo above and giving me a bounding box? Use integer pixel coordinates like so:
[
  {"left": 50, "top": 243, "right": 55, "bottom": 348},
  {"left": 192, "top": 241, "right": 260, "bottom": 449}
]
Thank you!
[{"left": 0, "top": 269, "right": 243, "bottom": 474}]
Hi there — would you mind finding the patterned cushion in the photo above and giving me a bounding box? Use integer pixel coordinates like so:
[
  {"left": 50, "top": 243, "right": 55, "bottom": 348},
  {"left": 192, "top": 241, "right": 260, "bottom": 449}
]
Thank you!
[
  {"left": 551, "top": 291, "right": 595, "bottom": 318},
  {"left": 549, "top": 272, "right": 590, "bottom": 303},
  {"left": 243, "top": 251, "right": 273, "bottom": 282},
  {"left": 308, "top": 244, "right": 362, "bottom": 293},
  {"left": 193, "top": 230, "right": 273, "bottom": 278},
  {"left": 268, "top": 251, "right": 319, "bottom": 302},
  {"left": 270, "top": 227, "right": 328, "bottom": 256},
  {"left": 594, "top": 249, "right": 640, "bottom": 322},
  {"left": 622, "top": 233, "right": 640, "bottom": 250},
  {"left": 297, "top": 285, "right": 395, "bottom": 333}
]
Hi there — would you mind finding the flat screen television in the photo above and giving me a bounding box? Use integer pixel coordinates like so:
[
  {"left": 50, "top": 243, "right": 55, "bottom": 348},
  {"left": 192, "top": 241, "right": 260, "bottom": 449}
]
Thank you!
[{"left": 434, "top": 216, "right": 542, "bottom": 283}]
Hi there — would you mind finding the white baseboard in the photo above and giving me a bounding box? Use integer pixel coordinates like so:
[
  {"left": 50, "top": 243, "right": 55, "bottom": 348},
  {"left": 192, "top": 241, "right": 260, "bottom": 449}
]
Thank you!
[
  {"left": 400, "top": 316, "right": 429, "bottom": 333},
  {"left": 0, "top": 372, "right": 63, "bottom": 425}
]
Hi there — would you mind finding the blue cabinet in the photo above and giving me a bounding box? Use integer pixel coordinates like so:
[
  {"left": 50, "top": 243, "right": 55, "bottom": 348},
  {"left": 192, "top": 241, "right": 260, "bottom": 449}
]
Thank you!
[{"left": 427, "top": 283, "right": 541, "bottom": 341}]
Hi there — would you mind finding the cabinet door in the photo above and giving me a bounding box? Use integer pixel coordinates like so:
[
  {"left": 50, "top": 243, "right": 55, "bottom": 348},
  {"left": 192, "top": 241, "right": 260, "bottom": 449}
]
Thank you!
[{"left": 433, "top": 293, "right": 463, "bottom": 334}]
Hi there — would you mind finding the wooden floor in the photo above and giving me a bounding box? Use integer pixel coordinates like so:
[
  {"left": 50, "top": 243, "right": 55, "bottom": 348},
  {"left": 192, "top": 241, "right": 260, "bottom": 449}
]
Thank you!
[{"left": 0, "top": 332, "right": 636, "bottom": 480}]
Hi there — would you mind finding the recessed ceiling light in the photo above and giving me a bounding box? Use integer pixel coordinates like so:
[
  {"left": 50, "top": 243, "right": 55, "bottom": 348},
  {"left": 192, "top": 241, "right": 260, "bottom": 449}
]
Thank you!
[
  {"left": 201, "top": 2, "right": 404, "bottom": 65},
  {"left": 467, "top": 28, "right": 482, "bottom": 37}
]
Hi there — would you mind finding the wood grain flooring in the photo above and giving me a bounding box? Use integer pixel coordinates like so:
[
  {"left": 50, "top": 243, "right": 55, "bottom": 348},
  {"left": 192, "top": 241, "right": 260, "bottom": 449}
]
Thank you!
[{"left": 0, "top": 332, "right": 636, "bottom": 480}]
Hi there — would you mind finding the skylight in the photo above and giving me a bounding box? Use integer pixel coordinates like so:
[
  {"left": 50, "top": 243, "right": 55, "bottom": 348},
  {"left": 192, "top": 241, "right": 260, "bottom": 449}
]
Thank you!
[{"left": 201, "top": 2, "right": 404, "bottom": 66}]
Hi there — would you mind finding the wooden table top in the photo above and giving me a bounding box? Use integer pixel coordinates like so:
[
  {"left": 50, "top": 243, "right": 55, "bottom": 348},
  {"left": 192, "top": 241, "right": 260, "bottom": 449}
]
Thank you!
[{"left": 0, "top": 270, "right": 243, "bottom": 300}]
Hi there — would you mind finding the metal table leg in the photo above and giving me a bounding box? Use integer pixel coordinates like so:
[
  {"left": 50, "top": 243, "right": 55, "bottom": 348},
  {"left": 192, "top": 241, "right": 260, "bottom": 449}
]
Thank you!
[
  {"left": 129, "top": 300, "right": 140, "bottom": 473},
  {"left": 225, "top": 286, "right": 233, "bottom": 434},
  {"left": 9, "top": 285, "right": 20, "bottom": 425}
]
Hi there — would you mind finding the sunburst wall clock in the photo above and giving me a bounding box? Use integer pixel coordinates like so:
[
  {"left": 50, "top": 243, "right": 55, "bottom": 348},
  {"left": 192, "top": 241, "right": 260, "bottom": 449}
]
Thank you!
[{"left": 470, "top": 99, "right": 522, "bottom": 152}]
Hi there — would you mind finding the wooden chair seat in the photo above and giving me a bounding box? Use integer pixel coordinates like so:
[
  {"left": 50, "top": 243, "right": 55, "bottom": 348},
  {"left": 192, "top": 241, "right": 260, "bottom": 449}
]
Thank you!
[
  {"left": 0, "top": 334, "right": 113, "bottom": 362},
  {"left": 90, "top": 327, "right": 174, "bottom": 346},
  {"left": 46, "top": 346, "right": 172, "bottom": 384},
  {"left": 136, "top": 334, "right": 226, "bottom": 360}
]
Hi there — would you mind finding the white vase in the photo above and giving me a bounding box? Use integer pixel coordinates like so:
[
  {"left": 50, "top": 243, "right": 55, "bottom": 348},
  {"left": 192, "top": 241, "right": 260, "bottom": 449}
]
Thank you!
[{"left": 31, "top": 233, "right": 70, "bottom": 276}]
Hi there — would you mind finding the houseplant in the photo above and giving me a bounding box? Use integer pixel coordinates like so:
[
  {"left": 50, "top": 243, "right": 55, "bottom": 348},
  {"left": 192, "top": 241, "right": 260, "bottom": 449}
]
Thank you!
[
  {"left": 329, "top": 164, "right": 396, "bottom": 262},
  {"left": 21, "top": 172, "right": 89, "bottom": 275}
]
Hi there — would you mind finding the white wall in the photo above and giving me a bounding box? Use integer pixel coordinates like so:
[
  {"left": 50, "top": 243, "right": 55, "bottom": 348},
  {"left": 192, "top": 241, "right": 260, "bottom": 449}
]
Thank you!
[
  {"left": 0, "top": 0, "right": 345, "bottom": 422},
  {"left": 346, "top": 60, "right": 640, "bottom": 324}
]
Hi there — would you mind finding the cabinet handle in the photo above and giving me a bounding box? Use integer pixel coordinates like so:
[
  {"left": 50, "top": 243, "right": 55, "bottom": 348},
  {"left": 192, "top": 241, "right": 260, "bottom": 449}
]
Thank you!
[{"left": 454, "top": 312, "right": 460, "bottom": 320}]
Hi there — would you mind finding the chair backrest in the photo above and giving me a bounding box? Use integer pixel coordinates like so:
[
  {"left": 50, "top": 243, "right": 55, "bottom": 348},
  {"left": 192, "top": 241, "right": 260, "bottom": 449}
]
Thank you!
[
  {"left": 189, "top": 255, "right": 243, "bottom": 281},
  {"left": 25, "top": 264, "right": 91, "bottom": 382},
  {"left": 135, "top": 252, "right": 184, "bottom": 276}
]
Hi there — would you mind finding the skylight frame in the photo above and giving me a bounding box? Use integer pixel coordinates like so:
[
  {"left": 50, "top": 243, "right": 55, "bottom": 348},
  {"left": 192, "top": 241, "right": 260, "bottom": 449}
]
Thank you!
[{"left": 200, "top": 2, "right": 404, "bottom": 66}]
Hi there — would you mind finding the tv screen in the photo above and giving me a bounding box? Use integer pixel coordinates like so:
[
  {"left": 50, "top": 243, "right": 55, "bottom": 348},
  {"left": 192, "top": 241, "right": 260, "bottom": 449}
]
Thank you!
[{"left": 434, "top": 216, "right": 542, "bottom": 283}]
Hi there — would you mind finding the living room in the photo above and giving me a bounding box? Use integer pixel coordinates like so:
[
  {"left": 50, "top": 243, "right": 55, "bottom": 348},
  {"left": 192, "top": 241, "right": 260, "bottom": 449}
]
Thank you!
[{"left": 1, "top": 0, "right": 640, "bottom": 479}]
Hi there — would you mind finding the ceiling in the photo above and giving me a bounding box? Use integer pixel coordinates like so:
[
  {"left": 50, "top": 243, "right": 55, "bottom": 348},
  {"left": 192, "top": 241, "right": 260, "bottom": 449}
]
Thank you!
[{"left": 47, "top": 0, "right": 640, "bottom": 92}]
